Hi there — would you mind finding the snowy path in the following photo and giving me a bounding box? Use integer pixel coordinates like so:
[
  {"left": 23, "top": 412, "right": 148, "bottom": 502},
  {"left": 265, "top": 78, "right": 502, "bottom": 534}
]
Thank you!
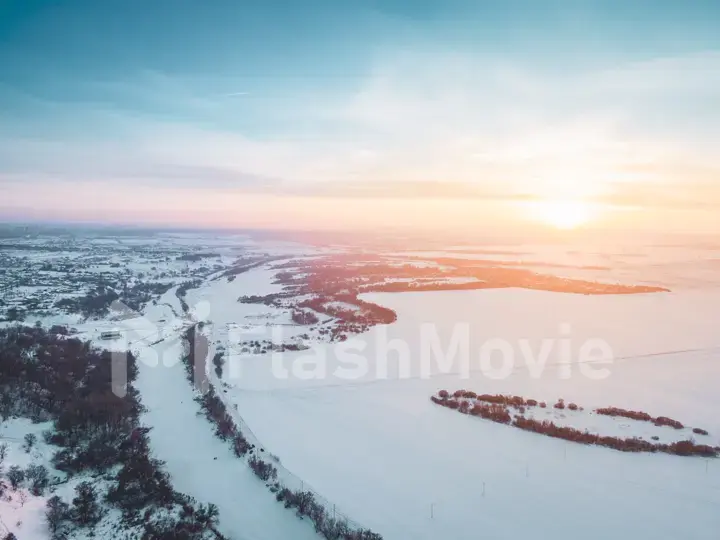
[{"left": 131, "top": 288, "right": 319, "bottom": 540}]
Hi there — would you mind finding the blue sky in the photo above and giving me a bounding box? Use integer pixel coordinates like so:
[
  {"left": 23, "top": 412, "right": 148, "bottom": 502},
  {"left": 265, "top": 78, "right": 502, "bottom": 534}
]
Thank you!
[{"left": 2, "top": 0, "right": 720, "bottom": 231}]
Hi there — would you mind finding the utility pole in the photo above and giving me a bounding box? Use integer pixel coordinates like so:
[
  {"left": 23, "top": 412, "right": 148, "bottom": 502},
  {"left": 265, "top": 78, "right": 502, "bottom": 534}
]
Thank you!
[{"left": 430, "top": 503, "right": 435, "bottom": 519}]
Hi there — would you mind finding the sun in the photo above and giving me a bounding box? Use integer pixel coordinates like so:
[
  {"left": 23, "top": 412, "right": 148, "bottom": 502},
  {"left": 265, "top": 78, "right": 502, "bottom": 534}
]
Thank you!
[{"left": 528, "top": 199, "right": 596, "bottom": 230}]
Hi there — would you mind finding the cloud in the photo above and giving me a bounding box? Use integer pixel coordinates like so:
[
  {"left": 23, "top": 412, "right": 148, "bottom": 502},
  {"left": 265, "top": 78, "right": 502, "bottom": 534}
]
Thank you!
[
  {"left": 1, "top": 49, "right": 719, "bottom": 227},
  {"left": 600, "top": 178, "right": 720, "bottom": 210},
  {"left": 297, "top": 179, "right": 535, "bottom": 200},
  {"left": 0, "top": 135, "right": 281, "bottom": 191}
]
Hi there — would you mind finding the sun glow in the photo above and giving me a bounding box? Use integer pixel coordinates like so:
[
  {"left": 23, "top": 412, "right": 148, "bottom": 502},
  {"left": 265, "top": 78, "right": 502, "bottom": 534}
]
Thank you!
[{"left": 528, "top": 199, "right": 597, "bottom": 229}]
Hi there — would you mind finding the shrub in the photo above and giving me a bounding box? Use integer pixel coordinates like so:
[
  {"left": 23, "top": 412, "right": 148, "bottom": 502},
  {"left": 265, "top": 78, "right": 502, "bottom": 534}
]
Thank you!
[
  {"left": 7, "top": 466, "right": 24, "bottom": 489},
  {"left": 212, "top": 351, "right": 225, "bottom": 378},
  {"left": 438, "top": 390, "right": 449, "bottom": 399},
  {"left": 596, "top": 407, "right": 686, "bottom": 430},
  {"left": 233, "top": 434, "right": 252, "bottom": 457},
  {"left": 595, "top": 407, "right": 652, "bottom": 422},
  {"left": 511, "top": 417, "right": 717, "bottom": 457},
  {"left": 23, "top": 433, "right": 37, "bottom": 452},
  {"left": 568, "top": 403, "right": 578, "bottom": 411},
  {"left": 554, "top": 400, "right": 565, "bottom": 410},
  {"left": 507, "top": 395, "right": 525, "bottom": 407},
  {"left": 249, "top": 455, "right": 278, "bottom": 482},
  {"left": 468, "top": 403, "right": 511, "bottom": 424},
  {"left": 693, "top": 428, "right": 709, "bottom": 436},
  {"left": 476, "top": 394, "right": 503, "bottom": 404},
  {"left": 46, "top": 495, "right": 71, "bottom": 534},
  {"left": 25, "top": 464, "right": 49, "bottom": 495},
  {"left": 654, "top": 416, "right": 684, "bottom": 430},
  {"left": 291, "top": 310, "right": 319, "bottom": 325},
  {"left": 72, "top": 481, "right": 102, "bottom": 526},
  {"left": 275, "top": 486, "right": 383, "bottom": 539},
  {"left": 667, "top": 440, "right": 716, "bottom": 457}
]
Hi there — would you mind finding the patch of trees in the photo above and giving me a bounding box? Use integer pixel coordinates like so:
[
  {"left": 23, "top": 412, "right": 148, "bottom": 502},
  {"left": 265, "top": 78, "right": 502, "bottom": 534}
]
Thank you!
[
  {"left": 176, "top": 279, "right": 203, "bottom": 313},
  {"left": 512, "top": 416, "right": 717, "bottom": 457},
  {"left": 196, "top": 387, "right": 252, "bottom": 457},
  {"left": 177, "top": 253, "right": 221, "bottom": 262},
  {"left": 595, "top": 407, "right": 703, "bottom": 432},
  {"left": 431, "top": 396, "right": 511, "bottom": 424},
  {"left": 430, "top": 390, "right": 718, "bottom": 458},
  {"left": 292, "top": 309, "right": 320, "bottom": 325},
  {"left": 654, "top": 416, "right": 685, "bottom": 430},
  {"left": 55, "top": 285, "right": 119, "bottom": 318},
  {"left": 122, "top": 281, "right": 174, "bottom": 312},
  {"left": 238, "top": 293, "right": 288, "bottom": 306},
  {"left": 0, "top": 325, "right": 224, "bottom": 539},
  {"left": 445, "top": 391, "right": 532, "bottom": 408},
  {"left": 221, "top": 256, "right": 283, "bottom": 279},
  {"left": 3, "top": 306, "right": 25, "bottom": 322},
  {"left": 297, "top": 295, "right": 396, "bottom": 327},
  {"left": 0, "top": 325, "right": 142, "bottom": 432},
  {"left": 595, "top": 406, "right": 653, "bottom": 422},
  {"left": 276, "top": 488, "right": 383, "bottom": 540},
  {"left": 249, "top": 455, "right": 278, "bottom": 482}
]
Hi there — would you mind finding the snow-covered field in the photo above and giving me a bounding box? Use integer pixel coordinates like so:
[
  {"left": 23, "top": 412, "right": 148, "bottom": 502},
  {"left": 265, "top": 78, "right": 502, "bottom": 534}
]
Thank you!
[
  {"left": 0, "top": 419, "right": 54, "bottom": 540},
  {"left": 216, "top": 284, "right": 720, "bottom": 540},
  {"left": 3, "top": 229, "right": 720, "bottom": 540},
  {"left": 0, "top": 418, "right": 124, "bottom": 540}
]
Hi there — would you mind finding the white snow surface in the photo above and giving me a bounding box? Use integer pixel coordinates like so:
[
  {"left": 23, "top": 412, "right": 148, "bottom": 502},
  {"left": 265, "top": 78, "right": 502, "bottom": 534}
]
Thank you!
[
  {"left": 213, "top": 285, "right": 720, "bottom": 540},
  {"left": 130, "top": 287, "right": 319, "bottom": 540},
  {"left": 6, "top": 234, "right": 720, "bottom": 540}
]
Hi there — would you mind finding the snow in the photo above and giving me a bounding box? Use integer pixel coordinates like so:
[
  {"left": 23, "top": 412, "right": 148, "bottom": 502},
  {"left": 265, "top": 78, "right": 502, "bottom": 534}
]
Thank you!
[
  {"left": 0, "top": 419, "right": 54, "bottom": 471},
  {"left": 217, "top": 287, "right": 720, "bottom": 540},
  {"left": 0, "top": 419, "right": 117, "bottom": 540},
  {"left": 0, "top": 487, "right": 47, "bottom": 540},
  {"left": 5, "top": 230, "right": 720, "bottom": 540},
  {"left": 129, "top": 289, "right": 320, "bottom": 540}
]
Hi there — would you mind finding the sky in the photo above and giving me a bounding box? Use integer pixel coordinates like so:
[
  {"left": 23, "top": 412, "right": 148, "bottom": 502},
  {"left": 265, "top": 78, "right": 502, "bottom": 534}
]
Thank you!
[{"left": 1, "top": 0, "right": 720, "bottom": 234}]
